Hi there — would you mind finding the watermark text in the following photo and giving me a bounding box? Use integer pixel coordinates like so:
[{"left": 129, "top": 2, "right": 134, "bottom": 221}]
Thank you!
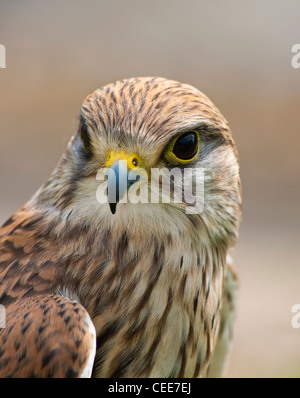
[
  {"left": 0, "top": 304, "right": 6, "bottom": 328},
  {"left": 96, "top": 163, "right": 205, "bottom": 214},
  {"left": 291, "top": 304, "right": 300, "bottom": 328},
  {"left": 291, "top": 44, "right": 300, "bottom": 69},
  {"left": 0, "top": 44, "right": 6, "bottom": 68}
]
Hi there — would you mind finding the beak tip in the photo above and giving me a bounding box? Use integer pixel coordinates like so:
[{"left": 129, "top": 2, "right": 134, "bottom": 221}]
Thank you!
[{"left": 109, "top": 202, "right": 117, "bottom": 214}]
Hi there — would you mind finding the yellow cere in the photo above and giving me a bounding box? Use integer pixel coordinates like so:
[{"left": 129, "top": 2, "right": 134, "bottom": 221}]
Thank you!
[{"left": 106, "top": 151, "right": 144, "bottom": 170}]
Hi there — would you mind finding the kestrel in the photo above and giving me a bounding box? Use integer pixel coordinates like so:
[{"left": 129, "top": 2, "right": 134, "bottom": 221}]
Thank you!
[{"left": 0, "top": 77, "right": 241, "bottom": 378}]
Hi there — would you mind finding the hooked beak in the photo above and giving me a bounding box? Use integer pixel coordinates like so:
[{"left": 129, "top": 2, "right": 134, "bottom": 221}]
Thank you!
[{"left": 105, "top": 151, "right": 146, "bottom": 214}]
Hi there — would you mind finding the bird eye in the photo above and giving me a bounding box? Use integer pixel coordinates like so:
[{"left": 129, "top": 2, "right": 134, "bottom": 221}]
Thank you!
[{"left": 166, "top": 131, "right": 199, "bottom": 163}]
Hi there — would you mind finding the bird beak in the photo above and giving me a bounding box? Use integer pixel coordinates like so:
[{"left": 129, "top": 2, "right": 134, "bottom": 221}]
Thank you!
[{"left": 105, "top": 151, "right": 146, "bottom": 214}]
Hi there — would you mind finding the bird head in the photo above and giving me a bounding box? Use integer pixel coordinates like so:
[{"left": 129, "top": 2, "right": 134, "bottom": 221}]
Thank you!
[{"left": 38, "top": 77, "right": 241, "bottom": 247}]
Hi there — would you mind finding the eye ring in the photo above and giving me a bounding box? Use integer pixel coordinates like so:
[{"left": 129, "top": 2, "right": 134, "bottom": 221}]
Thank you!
[{"left": 164, "top": 130, "right": 200, "bottom": 164}]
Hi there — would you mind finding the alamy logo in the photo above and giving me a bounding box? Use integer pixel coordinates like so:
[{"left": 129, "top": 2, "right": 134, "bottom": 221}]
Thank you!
[
  {"left": 96, "top": 162, "right": 205, "bottom": 214},
  {"left": 291, "top": 304, "right": 300, "bottom": 328},
  {"left": 0, "top": 304, "right": 6, "bottom": 328},
  {"left": 291, "top": 44, "right": 300, "bottom": 69},
  {"left": 0, "top": 44, "right": 6, "bottom": 68}
]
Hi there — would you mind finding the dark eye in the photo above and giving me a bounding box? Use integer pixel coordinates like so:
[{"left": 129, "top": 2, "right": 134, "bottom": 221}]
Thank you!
[{"left": 172, "top": 131, "right": 199, "bottom": 160}]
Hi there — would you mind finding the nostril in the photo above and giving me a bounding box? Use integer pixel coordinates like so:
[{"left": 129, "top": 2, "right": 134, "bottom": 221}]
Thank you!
[{"left": 132, "top": 158, "right": 139, "bottom": 167}]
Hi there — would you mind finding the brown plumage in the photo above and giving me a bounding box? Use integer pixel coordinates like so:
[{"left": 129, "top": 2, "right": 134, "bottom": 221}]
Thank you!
[{"left": 0, "top": 77, "right": 241, "bottom": 377}]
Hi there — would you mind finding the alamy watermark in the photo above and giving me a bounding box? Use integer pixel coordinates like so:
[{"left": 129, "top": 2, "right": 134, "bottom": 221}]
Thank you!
[
  {"left": 0, "top": 44, "right": 6, "bottom": 68},
  {"left": 96, "top": 162, "right": 205, "bottom": 214},
  {"left": 291, "top": 44, "right": 300, "bottom": 69},
  {"left": 291, "top": 304, "right": 300, "bottom": 328},
  {"left": 0, "top": 304, "right": 6, "bottom": 328}
]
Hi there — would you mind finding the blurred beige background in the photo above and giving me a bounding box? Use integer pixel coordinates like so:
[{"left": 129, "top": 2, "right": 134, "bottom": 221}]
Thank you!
[{"left": 0, "top": 0, "right": 299, "bottom": 377}]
